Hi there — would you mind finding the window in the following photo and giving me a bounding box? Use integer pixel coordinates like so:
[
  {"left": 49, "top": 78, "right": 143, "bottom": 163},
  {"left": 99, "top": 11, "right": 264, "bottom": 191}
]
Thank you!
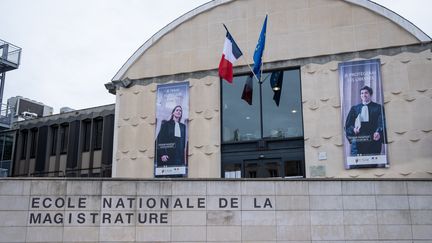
[
  {"left": 82, "top": 120, "right": 91, "bottom": 152},
  {"left": 50, "top": 126, "right": 58, "bottom": 155},
  {"left": 93, "top": 118, "right": 103, "bottom": 150},
  {"left": 0, "top": 132, "right": 14, "bottom": 177},
  {"left": 223, "top": 163, "right": 241, "bottom": 178},
  {"left": 60, "top": 124, "right": 69, "bottom": 154},
  {"left": 0, "top": 161, "right": 10, "bottom": 177},
  {"left": 29, "top": 129, "right": 38, "bottom": 158},
  {"left": 0, "top": 135, "right": 4, "bottom": 161},
  {"left": 222, "top": 69, "right": 303, "bottom": 142},
  {"left": 221, "top": 68, "right": 305, "bottom": 178},
  {"left": 244, "top": 160, "right": 281, "bottom": 178},
  {"left": 2, "top": 134, "right": 13, "bottom": 161},
  {"left": 262, "top": 70, "right": 303, "bottom": 139},
  {"left": 284, "top": 160, "right": 302, "bottom": 177},
  {"left": 20, "top": 130, "right": 28, "bottom": 159}
]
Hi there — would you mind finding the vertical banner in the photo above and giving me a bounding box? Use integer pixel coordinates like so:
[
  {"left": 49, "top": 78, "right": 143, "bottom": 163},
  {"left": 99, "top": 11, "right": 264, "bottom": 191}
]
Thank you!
[
  {"left": 154, "top": 82, "right": 189, "bottom": 177},
  {"left": 339, "top": 59, "right": 388, "bottom": 169}
]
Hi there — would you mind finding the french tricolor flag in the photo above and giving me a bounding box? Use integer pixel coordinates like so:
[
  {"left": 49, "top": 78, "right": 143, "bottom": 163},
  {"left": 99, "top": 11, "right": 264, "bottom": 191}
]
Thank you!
[{"left": 219, "top": 27, "right": 243, "bottom": 83}]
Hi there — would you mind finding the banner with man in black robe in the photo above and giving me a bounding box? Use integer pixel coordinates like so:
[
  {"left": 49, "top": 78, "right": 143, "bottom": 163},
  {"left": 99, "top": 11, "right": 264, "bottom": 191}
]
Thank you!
[{"left": 339, "top": 59, "right": 388, "bottom": 169}]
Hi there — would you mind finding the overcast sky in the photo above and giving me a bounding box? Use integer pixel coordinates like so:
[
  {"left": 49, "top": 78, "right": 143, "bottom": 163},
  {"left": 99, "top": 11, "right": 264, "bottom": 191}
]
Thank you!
[{"left": 1, "top": 0, "right": 430, "bottom": 113}]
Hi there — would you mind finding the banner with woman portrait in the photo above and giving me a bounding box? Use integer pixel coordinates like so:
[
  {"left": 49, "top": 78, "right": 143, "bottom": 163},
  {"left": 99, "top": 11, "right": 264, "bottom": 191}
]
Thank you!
[
  {"left": 339, "top": 59, "right": 388, "bottom": 169},
  {"left": 154, "top": 82, "right": 189, "bottom": 177}
]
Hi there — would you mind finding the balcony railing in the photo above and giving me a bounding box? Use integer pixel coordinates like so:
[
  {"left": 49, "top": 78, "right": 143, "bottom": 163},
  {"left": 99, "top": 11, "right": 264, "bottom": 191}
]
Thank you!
[
  {"left": 0, "top": 104, "right": 14, "bottom": 128},
  {"left": 0, "top": 39, "right": 22, "bottom": 72}
]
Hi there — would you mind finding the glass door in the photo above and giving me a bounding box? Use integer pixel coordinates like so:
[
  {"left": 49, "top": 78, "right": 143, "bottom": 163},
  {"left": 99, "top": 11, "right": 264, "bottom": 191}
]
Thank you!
[{"left": 244, "top": 159, "right": 282, "bottom": 178}]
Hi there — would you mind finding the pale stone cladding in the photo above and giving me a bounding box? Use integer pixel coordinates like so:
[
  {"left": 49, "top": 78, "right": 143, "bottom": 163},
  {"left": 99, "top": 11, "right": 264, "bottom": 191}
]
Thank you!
[
  {"left": 1, "top": 179, "right": 432, "bottom": 242},
  {"left": 108, "top": 0, "right": 432, "bottom": 178},
  {"left": 302, "top": 49, "right": 432, "bottom": 178},
  {"left": 119, "top": 0, "right": 421, "bottom": 80}
]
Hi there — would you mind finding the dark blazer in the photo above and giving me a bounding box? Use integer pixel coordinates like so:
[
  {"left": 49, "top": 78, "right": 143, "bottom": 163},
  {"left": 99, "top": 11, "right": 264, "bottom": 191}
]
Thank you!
[{"left": 156, "top": 120, "right": 186, "bottom": 166}]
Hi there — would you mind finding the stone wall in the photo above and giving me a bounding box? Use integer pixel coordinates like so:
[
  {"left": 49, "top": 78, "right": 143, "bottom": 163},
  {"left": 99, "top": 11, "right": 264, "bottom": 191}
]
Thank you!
[
  {"left": 302, "top": 49, "right": 432, "bottom": 178},
  {"left": 113, "top": 47, "right": 432, "bottom": 179},
  {"left": 123, "top": 0, "right": 419, "bottom": 80},
  {"left": 114, "top": 76, "right": 220, "bottom": 178},
  {"left": 111, "top": 0, "right": 431, "bottom": 180},
  {"left": 1, "top": 179, "right": 431, "bottom": 242}
]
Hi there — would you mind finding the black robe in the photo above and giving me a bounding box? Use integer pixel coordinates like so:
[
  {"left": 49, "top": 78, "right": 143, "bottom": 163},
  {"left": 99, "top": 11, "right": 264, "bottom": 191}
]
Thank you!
[
  {"left": 156, "top": 120, "right": 186, "bottom": 166},
  {"left": 345, "top": 102, "right": 386, "bottom": 156}
]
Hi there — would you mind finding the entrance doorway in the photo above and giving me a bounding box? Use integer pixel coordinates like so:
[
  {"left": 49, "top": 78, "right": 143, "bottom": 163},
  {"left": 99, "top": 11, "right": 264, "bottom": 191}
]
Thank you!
[
  {"left": 222, "top": 153, "right": 304, "bottom": 178},
  {"left": 244, "top": 159, "right": 281, "bottom": 178}
]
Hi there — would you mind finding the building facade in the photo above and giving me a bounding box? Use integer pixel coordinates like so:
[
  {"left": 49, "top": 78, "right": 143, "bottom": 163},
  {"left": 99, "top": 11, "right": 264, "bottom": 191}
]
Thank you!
[
  {"left": 1, "top": 1, "right": 432, "bottom": 242},
  {"left": 105, "top": 0, "right": 432, "bottom": 179},
  {"left": 9, "top": 104, "right": 115, "bottom": 177}
]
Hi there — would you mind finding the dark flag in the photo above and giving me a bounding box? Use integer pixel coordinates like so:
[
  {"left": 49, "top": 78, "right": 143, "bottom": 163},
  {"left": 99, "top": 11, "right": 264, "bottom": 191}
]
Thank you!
[
  {"left": 270, "top": 71, "right": 284, "bottom": 106},
  {"left": 241, "top": 74, "right": 253, "bottom": 105}
]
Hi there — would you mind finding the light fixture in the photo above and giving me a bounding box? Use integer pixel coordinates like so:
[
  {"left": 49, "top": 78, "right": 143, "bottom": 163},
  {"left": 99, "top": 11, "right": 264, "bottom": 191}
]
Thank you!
[
  {"left": 291, "top": 110, "right": 297, "bottom": 113},
  {"left": 272, "top": 86, "right": 280, "bottom": 91},
  {"left": 121, "top": 78, "right": 132, "bottom": 88}
]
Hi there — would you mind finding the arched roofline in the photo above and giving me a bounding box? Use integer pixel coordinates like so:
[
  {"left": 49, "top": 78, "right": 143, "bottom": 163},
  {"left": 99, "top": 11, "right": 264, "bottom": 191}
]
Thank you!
[
  {"left": 347, "top": 0, "right": 431, "bottom": 41},
  {"left": 111, "top": 0, "right": 431, "bottom": 82}
]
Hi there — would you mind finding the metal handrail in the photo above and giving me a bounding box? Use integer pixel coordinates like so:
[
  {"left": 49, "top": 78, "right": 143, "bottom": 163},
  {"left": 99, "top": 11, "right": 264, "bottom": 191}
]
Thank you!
[
  {"left": 0, "top": 39, "right": 22, "bottom": 66},
  {"left": 0, "top": 103, "right": 14, "bottom": 127}
]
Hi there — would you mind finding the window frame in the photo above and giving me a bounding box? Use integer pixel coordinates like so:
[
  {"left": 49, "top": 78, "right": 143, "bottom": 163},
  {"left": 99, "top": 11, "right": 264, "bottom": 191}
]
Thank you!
[
  {"left": 29, "top": 128, "right": 38, "bottom": 159},
  {"left": 220, "top": 67, "right": 305, "bottom": 178},
  {"left": 50, "top": 125, "right": 58, "bottom": 156},
  {"left": 20, "top": 130, "right": 28, "bottom": 160},
  {"left": 82, "top": 119, "right": 92, "bottom": 152},
  {"left": 221, "top": 66, "right": 305, "bottom": 144},
  {"left": 59, "top": 124, "right": 69, "bottom": 154},
  {"left": 92, "top": 118, "right": 103, "bottom": 151}
]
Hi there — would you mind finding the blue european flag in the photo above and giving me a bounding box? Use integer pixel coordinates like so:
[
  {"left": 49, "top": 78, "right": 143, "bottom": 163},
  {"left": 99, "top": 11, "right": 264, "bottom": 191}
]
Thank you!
[{"left": 253, "top": 15, "right": 268, "bottom": 81}]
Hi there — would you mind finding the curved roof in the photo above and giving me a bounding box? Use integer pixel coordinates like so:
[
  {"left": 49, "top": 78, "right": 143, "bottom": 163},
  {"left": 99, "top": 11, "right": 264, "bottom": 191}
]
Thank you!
[{"left": 111, "top": 0, "right": 431, "bottom": 82}]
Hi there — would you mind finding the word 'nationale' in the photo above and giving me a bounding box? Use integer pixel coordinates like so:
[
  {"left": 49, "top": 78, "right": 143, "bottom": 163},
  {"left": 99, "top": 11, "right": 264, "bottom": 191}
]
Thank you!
[{"left": 29, "top": 196, "right": 273, "bottom": 225}]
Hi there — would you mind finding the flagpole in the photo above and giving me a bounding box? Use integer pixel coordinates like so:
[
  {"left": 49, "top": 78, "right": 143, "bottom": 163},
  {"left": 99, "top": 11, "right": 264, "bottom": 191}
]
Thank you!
[
  {"left": 258, "top": 15, "right": 267, "bottom": 139},
  {"left": 240, "top": 55, "right": 261, "bottom": 82},
  {"left": 259, "top": 67, "right": 263, "bottom": 138}
]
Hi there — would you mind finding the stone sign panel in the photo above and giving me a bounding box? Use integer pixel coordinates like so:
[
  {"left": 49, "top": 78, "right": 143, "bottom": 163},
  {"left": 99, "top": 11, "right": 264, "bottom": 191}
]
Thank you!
[{"left": 0, "top": 179, "right": 431, "bottom": 242}]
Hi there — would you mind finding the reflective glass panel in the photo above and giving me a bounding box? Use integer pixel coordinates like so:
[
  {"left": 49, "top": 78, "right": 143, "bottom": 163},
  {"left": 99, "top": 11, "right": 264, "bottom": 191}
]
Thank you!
[
  {"left": 222, "top": 68, "right": 303, "bottom": 142},
  {"left": 3, "top": 134, "right": 13, "bottom": 160},
  {"left": 222, "top": 75, "right": 260, "bottom": 142},
  {"left": 262, "top": 69, "right": 303, "bottom": 139}
]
